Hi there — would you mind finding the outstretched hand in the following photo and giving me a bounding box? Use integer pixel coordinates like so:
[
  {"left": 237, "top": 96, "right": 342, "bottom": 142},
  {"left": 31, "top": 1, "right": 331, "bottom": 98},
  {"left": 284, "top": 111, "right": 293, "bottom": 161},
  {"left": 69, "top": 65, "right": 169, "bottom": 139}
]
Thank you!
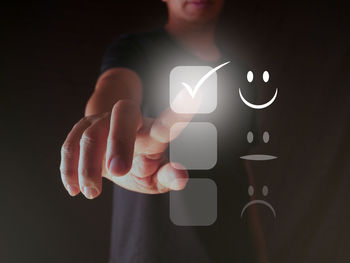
[{"left": 60, "top": 89, "right": 201, "bottom": 198}]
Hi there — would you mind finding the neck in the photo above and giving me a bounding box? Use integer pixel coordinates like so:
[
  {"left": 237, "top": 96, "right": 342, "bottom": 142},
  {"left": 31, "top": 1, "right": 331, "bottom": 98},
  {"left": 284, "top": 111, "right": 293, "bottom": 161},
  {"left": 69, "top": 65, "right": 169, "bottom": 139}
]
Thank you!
[{"left": 165, "top": 19, "right": 221, "bottom": 62}]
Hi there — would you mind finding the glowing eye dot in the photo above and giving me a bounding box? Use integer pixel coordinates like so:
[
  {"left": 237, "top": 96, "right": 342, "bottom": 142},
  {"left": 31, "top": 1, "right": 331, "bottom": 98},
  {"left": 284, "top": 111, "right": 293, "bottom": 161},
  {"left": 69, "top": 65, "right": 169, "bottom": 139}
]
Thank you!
[
  {"left": 247, "top": 131, "right": 254, "bottom": 143},
  {"left": 247, "top": 71, "right": 254, "bottom": 83},
  {"left": 263, "top": 71, "right": 270, "bottom": 82},
  {"left": 262, "top": 186, "right": 269, "bottom": 196},
  {"left": 248, "top": 185, "right": 254, "bottom": 196},
  {"left": 263, "top": 131, "right": 270, "bottom": 143}
]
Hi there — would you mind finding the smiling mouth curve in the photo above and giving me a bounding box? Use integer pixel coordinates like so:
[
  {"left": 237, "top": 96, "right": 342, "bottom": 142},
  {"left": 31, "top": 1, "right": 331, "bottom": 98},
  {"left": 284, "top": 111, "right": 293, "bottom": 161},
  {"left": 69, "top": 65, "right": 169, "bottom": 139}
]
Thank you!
[
  {"left": 239, "top": 88, "right": 278, "bottom": 109},
  {"left": 240, "top": 200, "right": 276, "bottom": 218},
  {"left": 240, "top": 154, "right": 277, "bottom": 161}
]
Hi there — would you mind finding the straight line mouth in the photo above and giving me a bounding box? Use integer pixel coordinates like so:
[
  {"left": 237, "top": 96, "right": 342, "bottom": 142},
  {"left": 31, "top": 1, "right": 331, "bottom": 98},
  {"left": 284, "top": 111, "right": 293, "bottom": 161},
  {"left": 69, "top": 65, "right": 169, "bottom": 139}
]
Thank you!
[{"left": 240, "top": 154, "right": 277, "bottom": 161}]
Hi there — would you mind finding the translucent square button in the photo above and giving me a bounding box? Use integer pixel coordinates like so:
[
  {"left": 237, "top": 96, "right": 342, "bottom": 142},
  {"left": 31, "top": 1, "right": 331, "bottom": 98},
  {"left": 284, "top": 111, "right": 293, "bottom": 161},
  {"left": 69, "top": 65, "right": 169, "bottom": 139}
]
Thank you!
[
  {"left": 169, "top": 122, "right": 217, "bottom": 170},
  {"left": 170, "top": 65, "right": 217, "bottom": 113},
  {"left": 170, "top": 178, "right": 217, "bottom": 226}
]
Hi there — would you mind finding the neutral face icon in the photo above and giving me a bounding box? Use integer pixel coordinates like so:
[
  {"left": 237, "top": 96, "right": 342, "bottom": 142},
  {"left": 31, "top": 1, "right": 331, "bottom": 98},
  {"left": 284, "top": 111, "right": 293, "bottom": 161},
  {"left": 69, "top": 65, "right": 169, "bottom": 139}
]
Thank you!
[
  {"left": 239, "top": 70, "right": 278, "bottom": 109},
  {"left": 240, "top": 131, "right": 277, "bottom": 160},
  {"left": 240, "top": 185, "right": 276, "bottom": 218}
]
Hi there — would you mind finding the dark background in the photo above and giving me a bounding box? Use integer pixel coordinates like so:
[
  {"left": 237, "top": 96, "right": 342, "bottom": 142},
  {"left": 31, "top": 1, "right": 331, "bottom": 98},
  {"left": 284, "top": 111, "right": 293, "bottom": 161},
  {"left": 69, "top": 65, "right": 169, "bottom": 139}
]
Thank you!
[
  {"left": 1, "top": 1, "right": 349, "bottom": 263},
  {"left": 2, "top": 1, "right": 168, "bottom": 262}
]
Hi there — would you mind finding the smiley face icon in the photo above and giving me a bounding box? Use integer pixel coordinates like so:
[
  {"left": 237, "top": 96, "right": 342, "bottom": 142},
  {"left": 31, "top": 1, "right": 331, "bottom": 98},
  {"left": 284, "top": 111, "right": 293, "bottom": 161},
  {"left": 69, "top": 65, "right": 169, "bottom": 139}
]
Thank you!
[
  {"left": 239, "top": 70, "right": 278, "bottom": 109},
  {"left": 240, "top": 131, "right": 277, "bottom": 160},
  {"left": 240, "top": 185, "right": 276, "bottom": 218}
]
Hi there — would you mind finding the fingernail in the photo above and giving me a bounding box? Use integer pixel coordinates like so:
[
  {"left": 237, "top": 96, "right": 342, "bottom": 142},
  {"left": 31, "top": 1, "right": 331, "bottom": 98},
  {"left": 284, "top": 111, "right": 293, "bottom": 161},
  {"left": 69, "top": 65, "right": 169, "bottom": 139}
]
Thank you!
[
  {"left": 66, "top": 184, "right": 79, "bottom": 196},
  {"left": 83, "top": 186, "right": 99, "bottom": 199},
  {"left": 109, "top": 156, "right": 127, "bottom": 175}
]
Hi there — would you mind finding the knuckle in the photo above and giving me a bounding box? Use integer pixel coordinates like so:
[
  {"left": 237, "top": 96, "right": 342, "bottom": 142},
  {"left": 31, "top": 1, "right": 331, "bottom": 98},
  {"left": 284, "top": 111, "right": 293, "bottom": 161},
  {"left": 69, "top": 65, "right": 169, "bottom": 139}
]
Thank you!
[
  {"left": 80, "top": 120, "right": 107, "bottom": 146},
  {"left": 80, "top": 131, "right": 97, "bottom": 147},
  {"left": 79, "top": 166, "right": 101, "bottom": 179},
  {"left": 61, "top": 141, "right": 75, "bottom": 156},
  {"left": 59, "top": 166, "right": 76, "bottom": 179},
  {"left": 82, "top": 114, "right": 96, "bottom": 123},
  {"left": 75, "top": 116, "right": 92, "bottom": 128},
  {"left": 99, "top": 111, "right": 111, "bottom": 120}
]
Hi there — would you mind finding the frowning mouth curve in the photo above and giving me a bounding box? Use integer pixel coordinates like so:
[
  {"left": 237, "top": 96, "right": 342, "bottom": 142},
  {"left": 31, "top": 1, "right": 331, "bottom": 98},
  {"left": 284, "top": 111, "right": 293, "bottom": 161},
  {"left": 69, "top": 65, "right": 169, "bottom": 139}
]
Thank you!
[
  {"left": 240, "top": 200, "right": 276, "bottom": 218},
  {"left": 240, "top": 154, "right": 277, "bottom": 161},
  {"left": 239, "top": 88, "right": 278, "bottom": 109}
]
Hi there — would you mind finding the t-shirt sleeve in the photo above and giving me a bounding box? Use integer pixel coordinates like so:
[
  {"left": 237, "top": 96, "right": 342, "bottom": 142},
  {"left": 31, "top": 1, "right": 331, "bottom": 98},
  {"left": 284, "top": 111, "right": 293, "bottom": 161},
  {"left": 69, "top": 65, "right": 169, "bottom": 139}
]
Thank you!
[{"left": 100, "top": 34, "right": 146, "bottom": 77}]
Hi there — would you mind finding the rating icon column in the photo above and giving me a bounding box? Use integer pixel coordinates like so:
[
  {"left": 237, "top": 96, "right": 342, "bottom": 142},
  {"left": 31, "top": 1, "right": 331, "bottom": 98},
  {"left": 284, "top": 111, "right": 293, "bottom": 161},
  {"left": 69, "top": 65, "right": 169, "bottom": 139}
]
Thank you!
[{"left": 239, "top": 70, "right": 278, "bottom": 219}]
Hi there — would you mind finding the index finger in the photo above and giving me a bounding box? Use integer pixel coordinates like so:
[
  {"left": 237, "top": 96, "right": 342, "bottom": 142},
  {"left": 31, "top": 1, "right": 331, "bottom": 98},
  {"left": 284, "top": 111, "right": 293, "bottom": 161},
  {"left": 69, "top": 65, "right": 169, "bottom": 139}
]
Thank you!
[{"left": 106, "top": 99, "right": 142, "bottom": 176}]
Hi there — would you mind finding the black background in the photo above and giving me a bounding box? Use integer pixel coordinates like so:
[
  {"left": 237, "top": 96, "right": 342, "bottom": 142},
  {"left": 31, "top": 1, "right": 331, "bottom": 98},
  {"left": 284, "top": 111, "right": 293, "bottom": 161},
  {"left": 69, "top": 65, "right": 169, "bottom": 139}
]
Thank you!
[{"left": 2, "top": 1, "right": 349, "bottom": 262}]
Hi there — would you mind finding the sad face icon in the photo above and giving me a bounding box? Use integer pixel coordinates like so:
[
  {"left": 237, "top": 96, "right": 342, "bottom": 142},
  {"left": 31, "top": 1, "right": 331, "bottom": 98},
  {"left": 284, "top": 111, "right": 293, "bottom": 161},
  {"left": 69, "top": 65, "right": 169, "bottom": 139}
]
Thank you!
[{"left": 241, "top": 185, "right": 276, "bottom": 218}]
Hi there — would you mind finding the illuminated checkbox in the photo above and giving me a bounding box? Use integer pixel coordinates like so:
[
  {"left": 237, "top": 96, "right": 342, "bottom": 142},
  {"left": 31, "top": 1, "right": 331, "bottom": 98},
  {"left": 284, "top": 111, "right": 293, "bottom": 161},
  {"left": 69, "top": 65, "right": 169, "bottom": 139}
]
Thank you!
[
  {"left": 170, "top": 65, "right": 218, "bottom": 114},
  {"left": 170, "top": 178, "right": 217, "bottom": 226},
  {"left": 169, "top": 122, "right": 217, "bottom": 170}
]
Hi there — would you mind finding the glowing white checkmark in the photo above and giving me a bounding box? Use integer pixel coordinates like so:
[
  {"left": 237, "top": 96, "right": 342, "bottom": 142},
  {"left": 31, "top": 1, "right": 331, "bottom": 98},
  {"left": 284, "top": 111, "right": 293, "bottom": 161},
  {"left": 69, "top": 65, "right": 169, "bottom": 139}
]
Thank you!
[{"left": 181, "top": 61, "right": 230, "bottom": 98}]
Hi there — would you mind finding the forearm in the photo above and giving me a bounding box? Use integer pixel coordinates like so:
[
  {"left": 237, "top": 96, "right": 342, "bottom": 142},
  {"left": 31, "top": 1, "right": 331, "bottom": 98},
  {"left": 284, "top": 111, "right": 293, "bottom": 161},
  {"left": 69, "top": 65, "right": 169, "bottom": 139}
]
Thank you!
[{"left": 85, "top": 68, "right": 142, "bottom": 116}]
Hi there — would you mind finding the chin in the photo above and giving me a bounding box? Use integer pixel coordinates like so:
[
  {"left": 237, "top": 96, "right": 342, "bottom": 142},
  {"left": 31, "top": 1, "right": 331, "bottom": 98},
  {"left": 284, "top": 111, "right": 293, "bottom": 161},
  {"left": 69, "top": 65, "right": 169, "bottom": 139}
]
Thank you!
[{"left": 184, "top": 14, "right": 217, "bottom": 25}]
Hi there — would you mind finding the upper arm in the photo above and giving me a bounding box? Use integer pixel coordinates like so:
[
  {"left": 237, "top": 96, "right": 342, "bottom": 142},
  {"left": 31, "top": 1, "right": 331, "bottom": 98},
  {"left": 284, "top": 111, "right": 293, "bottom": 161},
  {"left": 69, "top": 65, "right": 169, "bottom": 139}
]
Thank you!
[{"left": 85, "top": 67, "right": 143, "bottom": 116}]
